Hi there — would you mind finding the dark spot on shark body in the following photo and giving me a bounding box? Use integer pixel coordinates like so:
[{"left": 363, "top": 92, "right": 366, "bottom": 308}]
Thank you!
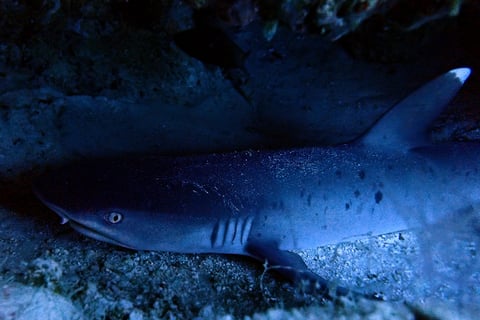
[
  {"left": 375, "top": 191, "right": 383, "bottom": 204},
  {"left": 335, "top": 170, "right": 342, "bottom": 178},
  {"left": 345, "top": 203, "right": 350, "bottom": 210},
  {"left": 354, "top": 190, "right": 361, "bottom": 198},
  {"left": 358, "top": 170, "right": 365, "bottom": 180}
]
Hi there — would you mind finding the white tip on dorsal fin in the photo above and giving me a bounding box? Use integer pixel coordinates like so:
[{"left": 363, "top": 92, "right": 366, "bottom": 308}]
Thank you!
[{"left": 360, "top": 67, "right": 471, "bottom": 151}]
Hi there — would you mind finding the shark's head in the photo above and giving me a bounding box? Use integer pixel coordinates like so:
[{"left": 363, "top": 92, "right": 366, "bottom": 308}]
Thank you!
[
  {"left": 33, "top": 160, "right": 145, "bottom": 249},
  {"left": 33, "top": 157, "right": 223, "bottom": 252}
]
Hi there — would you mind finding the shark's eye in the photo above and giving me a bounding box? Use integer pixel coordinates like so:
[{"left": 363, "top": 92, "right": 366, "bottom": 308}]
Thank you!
[{"left": 106, "top": 211, "right": 123, "bottom": 224}]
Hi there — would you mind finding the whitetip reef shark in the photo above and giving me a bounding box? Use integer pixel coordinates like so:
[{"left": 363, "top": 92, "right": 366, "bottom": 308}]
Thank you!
[{"left": 33, "top": 67, "right": 478, "bottom": 299}]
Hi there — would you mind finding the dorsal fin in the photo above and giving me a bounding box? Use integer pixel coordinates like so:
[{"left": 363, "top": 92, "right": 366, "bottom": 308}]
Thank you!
[{"left": 360, "top": 68, "right": 471, "bottom": 151}]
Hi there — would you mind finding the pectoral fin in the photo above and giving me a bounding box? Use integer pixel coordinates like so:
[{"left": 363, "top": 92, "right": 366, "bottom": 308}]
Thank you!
[{"left": 245, "top": 240, "right": 380, "bottom": 300}]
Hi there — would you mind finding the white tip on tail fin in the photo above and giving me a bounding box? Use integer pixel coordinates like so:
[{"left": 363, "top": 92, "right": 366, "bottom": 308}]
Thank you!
[{"left": 360, "top": 67, "right": 472, "bottom": 151}]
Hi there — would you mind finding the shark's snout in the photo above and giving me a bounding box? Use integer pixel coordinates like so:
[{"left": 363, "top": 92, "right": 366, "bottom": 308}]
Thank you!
[{"left": 33, "top": 179, "right": 71, "bottom": 224}]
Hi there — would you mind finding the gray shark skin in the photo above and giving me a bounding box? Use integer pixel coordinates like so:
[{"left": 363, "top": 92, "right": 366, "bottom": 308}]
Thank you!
[{"left": 33, "top": 68, "right": 477, "bottom": 299}]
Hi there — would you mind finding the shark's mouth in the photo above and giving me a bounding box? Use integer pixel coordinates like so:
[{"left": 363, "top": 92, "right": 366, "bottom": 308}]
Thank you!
[{"left": 67, "top": 220, "right": 133, "bottom": 249}]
